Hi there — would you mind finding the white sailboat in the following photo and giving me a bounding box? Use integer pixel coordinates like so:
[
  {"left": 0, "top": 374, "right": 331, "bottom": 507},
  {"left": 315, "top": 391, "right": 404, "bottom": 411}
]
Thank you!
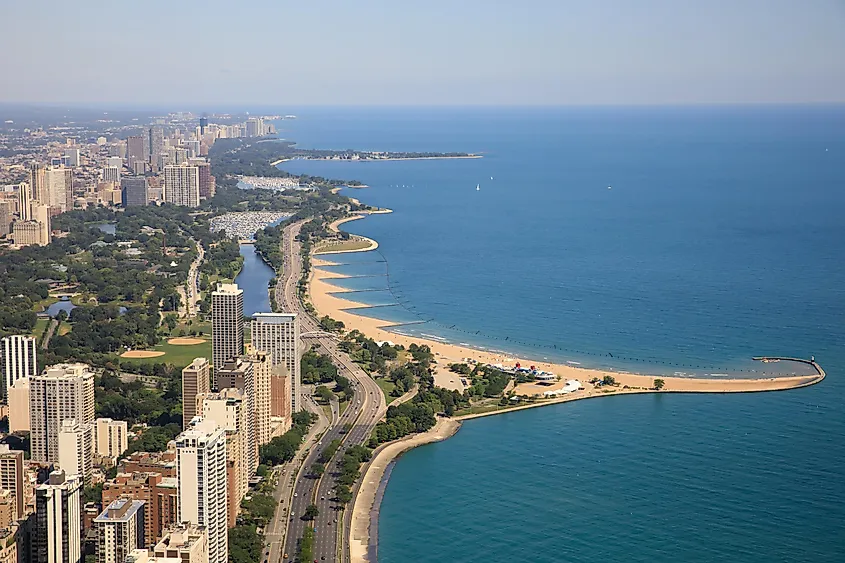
[{"left": 476, "top": 184, "right": 480, "bottom": 191}]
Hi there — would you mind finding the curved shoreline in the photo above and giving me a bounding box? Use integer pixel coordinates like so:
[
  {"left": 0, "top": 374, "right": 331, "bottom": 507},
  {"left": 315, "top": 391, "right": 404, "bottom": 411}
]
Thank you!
[{"left": 317, "top": 216, "right": 828, "bottom": 562}]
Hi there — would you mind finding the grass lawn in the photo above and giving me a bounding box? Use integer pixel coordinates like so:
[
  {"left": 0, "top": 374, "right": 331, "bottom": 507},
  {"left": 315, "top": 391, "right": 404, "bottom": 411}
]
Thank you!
[
  {"left": 173, "top": 319, "right": 212, "bottom": 338},
  {"left": 57, "top": 324, "right": 72, "bottom": 336},
  {"left": 120, "top": 338, "right": 213, "bottom": 369},
  {"left": 31, "top": 318, "right": 50, "bottom": 338},
  {"left": 32, "top": 297, "right": 58, "bottom": 312},
  {"left": 314, "top": 239, "right": 373, "bottom": 254},
  {"left": 453, "top": 401, "right": 527, "bottom": 417},
  {"left": 375, "top": 377, "right": 398, "bottom": 404}
]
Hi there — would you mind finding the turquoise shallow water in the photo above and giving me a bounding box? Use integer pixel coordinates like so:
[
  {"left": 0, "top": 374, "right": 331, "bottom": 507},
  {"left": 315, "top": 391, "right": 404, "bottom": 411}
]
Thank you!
[{"left": 275, "top": 107, "right": 845, "bottom": 561}]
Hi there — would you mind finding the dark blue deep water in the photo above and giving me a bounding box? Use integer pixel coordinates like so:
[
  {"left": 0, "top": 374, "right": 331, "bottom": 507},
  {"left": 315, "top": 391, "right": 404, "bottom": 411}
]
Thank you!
[
  {"left": 235, "top": 245, "right": 274, "bottom": 317},
  {"left": 276, "top": 107, "right": 845, "bottom": 562}
]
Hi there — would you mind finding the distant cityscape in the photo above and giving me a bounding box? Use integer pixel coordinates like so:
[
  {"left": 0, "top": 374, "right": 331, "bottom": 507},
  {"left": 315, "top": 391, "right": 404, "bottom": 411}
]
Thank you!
[
  {"left": 0, "top": 112, "right": 278, "bottom": 248},
  {"left": 0, "top": 109, "right": 302, "bottom": 563}
]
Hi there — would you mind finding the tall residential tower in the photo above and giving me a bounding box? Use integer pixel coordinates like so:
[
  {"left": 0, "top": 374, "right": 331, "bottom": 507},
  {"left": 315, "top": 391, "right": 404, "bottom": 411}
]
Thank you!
[
  {"left": 251, "top": 312, "right": 300, "bottom": 412},
  {"left": 211, "top": 284, "right": 243, "bottom": 386}
]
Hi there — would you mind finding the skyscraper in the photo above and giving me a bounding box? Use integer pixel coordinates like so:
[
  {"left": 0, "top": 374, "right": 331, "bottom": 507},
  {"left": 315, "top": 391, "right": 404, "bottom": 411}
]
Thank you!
[
  {"left": 94, "top": 499, "right": 146, "bottom": 563},
  {"left": 7, "top": 378, "right": 29, "bottom": 432},
  {"left": 34, "top": 201, "right": 51, "bottom": 244},
  {"left": 211, "top": 284, "right": 243, "bottom": 381},
  {"left": 189, "top": 158, "right": 214, "bottom": 199},
  {"left": 29, "top": 363, "right": 96, "bottom": 463},
  {"left": 17, "top": 182, "right": 31, "bottom": 220},
  {"left": 245, "top": 117, "right": 264, "bottom": 137},
  {"left": 57, "top": 418, "right": 93, "bottom": 484},
  {"left": 0, "top": 201, "right": 10, "bottom": 238},
  {"left": 182, "top": 358, "right": 210, "bottom": 429},
  {"left": 247, "top": 348, "right": 272, "bottom": 456},
  {"left": 148, "top": 127, "right": 164, "bottom": 169},
  {"left": 176, "top": 418, "right": 228, "bottom": 563},
  {"left": 1, "top": 334, "right": 37, "bottom": 400},
  {"left": 33, "top": 470, "right": 82, "bottom": 563},
  {"left": 45, "top": 166, "right": 73, "bottom": 213},
  {"left": 163, "top": 164, "right": 200, "bottom": 207},
  {"left": 64, "top": 148, "right": 80, "bottom": 167},
  {"left": 29, "top": 163, "right": 46, "bottom": 203},
  {"left": 121, "top": 176, "right": 148, "bottom": 207},
  {"left": 199, "top": 117, "right": 208, "bottom": 135},
  {"left": 127, "top": 135, "right": 147, "bottom": 169},
  {"left": 251, "top": 312, "right": 300, "bottom": 412},
  {"left": 198, "top": 388, "right": 248, "bottom": 526},
  {"left": 0, "top": 445, "right": 25, "bottom": 520}
]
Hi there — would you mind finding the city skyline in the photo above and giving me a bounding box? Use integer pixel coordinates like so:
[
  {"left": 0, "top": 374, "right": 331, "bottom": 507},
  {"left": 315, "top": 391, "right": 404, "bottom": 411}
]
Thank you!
[{"left": 0, "top": 1, "right": 843, "bottom": 106}]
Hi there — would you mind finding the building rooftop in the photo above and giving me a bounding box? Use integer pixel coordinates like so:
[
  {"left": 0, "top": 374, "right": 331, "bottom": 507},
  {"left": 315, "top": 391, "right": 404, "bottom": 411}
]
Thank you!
[
  {"left": 94, "top": 498, "right": 145, "bottom": 523},
  {"left": 252, "top": 311, "right": 297, "bottom": 322}
]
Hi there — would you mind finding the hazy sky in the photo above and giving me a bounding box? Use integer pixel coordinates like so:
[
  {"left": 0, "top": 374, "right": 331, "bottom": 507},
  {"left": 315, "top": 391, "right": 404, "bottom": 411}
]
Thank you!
[{"left": 2, "top": 0, "right": 843, "bottom": 106}]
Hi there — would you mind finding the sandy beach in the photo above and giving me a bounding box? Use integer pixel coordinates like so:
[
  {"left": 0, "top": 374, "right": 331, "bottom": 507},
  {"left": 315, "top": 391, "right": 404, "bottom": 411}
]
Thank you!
[{"left": 310, "top": 258, "right": 824, "bottom": 395}]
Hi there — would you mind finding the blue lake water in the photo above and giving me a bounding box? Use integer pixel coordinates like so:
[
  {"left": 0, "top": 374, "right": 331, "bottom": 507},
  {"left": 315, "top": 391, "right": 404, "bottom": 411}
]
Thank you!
[
  {"left": 235, "top": 245, "right": 275, "bottom": 317},
  {"left": 276, "top": 106, "right": 845, "bottom": 562},
  {"left": 45, "top": 299, "right": 75, "bottom": 317}
]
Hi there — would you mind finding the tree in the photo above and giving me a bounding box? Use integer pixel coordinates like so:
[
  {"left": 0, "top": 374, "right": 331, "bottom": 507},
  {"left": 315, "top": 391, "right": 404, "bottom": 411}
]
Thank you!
[
  {"left": 335, "top": 484, "right": 353, "bottom": 504},
  {"left": 315, "top": 385, "right": 333, "bottom": 403},
  {"left": 310, "top": 462, "right": 325, "bottom": 478},
  {"left": 602, "top": 375, "right": 617, "bottom": 386},
  {"left": 303, "top": 504, "right": 319, "bottom": 520},
  {"left": 653, "top": 378, "right": 665, "bottom": 390}
]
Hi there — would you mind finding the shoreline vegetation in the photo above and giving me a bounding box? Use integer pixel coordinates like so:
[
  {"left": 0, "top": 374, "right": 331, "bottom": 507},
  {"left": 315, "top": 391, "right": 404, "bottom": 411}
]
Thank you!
[{"left": 305, "top": 215, "right": 826, "bottom": 563}]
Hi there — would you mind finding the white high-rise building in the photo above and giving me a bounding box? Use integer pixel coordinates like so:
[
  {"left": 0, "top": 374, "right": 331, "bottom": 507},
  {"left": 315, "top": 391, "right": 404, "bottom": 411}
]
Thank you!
[
  {"left": 95, "top": 418, "right": 128, "bottom": 462},
  {"left": 45, "top": 165, "right": 73, "bottom": 213},
  {"left": 163, "top": 164, "right": 200, "bottom": 207},
  {"left": 211, "top": 283, "right": 243, "bottom": 384},
  {"left": 33, "top": 470, "right": 82, "bottom": 563},
  {"left": 251, "top": 312, "right": 300, "bottom": 412},
  {"left": 1, "top": 335, "right": 37, "bottom": 400},
  {"left": 7, "top": 378, "right": 29, "bottom": 432},
  {"left": 18, "top": 182, "right": 32, "bottom": 221},
  {"left": 64, "top": 148, "right": 80, "bottom": 167},
  {"left": 94, "top": 499, "right": 146, "bottom": 563},
  {"left": 176, "top": 418, "right": 228, "bottom": 563},
  {"left": 107, "top": 156, "right": 123, "bottom": 169},
  {"left": 198, "top": 388, "right": 248, "bottom": 526},
  {"left": 57, "top": 418, "right": 93, "bottom": 484},
  {"left": 29, "top": 363, "right": 96, "bottom": 463},
  {"left": 103, "top": 166, "right": 121, "bottom": 184}
]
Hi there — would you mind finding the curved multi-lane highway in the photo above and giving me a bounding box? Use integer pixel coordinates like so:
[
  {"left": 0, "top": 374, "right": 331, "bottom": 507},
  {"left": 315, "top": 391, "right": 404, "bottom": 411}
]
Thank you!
[{"left": 272, "top": 219, "right": 387, "bottom": 563}]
